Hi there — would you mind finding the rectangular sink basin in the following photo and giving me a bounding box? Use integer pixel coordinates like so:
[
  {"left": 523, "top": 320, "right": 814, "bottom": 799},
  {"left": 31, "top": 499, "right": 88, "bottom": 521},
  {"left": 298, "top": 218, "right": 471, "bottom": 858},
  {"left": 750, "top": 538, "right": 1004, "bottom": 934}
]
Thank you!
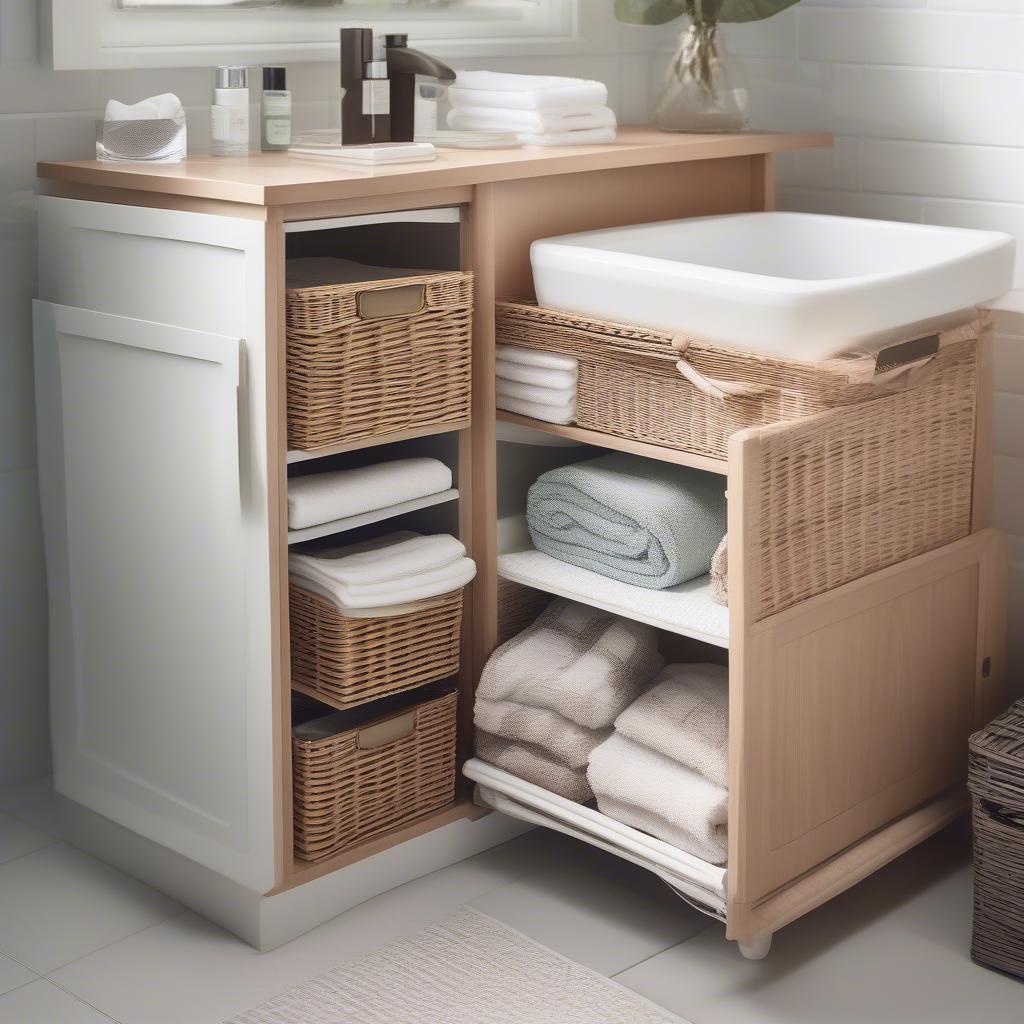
[{"left": 531, "top": 212, "right": 1015, "bottom": 359}]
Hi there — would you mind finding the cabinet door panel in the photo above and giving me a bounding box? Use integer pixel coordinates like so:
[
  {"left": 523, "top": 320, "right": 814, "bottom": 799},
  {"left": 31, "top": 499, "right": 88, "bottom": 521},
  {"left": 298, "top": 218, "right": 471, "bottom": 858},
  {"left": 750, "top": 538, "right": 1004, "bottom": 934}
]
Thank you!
[{"left": 34, "top": 301, "right": 275, "bottom": 891}]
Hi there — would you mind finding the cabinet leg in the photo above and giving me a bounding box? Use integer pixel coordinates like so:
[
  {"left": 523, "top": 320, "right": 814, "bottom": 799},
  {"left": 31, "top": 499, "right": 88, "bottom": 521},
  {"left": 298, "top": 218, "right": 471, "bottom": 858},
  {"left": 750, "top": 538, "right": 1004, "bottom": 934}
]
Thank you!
[{"left": 737, "top": 933, "right": 773, "bottom": 960}]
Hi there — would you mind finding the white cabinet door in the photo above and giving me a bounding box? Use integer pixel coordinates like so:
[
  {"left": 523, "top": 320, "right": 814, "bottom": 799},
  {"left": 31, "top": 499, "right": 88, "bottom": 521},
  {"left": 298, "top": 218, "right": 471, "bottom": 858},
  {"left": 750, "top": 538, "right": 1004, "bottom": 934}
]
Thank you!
[{"left": 34, "top": 301, "right": 276, "bottom": 891}]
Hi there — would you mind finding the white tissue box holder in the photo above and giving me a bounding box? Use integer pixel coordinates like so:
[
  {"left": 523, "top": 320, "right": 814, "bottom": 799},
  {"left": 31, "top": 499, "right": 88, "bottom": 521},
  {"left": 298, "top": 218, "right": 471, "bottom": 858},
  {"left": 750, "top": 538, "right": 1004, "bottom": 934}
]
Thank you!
[{"left": 96, "top": 114, "right": 187, "bottom": 163}]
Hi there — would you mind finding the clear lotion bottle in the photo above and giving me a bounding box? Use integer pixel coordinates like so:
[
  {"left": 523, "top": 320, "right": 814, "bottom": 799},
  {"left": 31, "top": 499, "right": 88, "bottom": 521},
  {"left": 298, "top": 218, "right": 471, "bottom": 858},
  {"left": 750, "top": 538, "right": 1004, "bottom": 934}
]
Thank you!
[
  {"left": 261, "top": 67, "right": 291, "bottom": 152},
  {"left": 212, "top": 66, "right": 250, "bottom": 157}
]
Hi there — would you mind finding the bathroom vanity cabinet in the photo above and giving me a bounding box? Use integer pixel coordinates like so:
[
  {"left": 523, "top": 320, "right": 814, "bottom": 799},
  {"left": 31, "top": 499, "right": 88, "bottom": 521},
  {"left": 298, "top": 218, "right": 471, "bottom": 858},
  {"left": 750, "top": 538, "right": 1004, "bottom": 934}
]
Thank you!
[{"left": 35, "top": 126, "right": 1006, "bottom": 955}]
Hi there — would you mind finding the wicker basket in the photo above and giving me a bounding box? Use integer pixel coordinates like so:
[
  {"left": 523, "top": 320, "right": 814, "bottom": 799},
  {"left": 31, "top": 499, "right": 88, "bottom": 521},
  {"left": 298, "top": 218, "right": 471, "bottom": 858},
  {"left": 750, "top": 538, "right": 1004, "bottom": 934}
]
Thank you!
[
  {"left": 289, "top": 584, "right": 465, "bottom": 710},
  {"left": 287, "top": 271, "right": 473, "bottom": 451},
  {"left": 496, "top": 301, "right": 985, "bottom": 462},
  {"left": 496, "top": 577, "right": 551, "bottom": 647},
  {"left": 969, "top": 700, "right": 1024, "bottom": 980},
  {"left": 293, "top": 687, "right": 458, "bottom": 862}
]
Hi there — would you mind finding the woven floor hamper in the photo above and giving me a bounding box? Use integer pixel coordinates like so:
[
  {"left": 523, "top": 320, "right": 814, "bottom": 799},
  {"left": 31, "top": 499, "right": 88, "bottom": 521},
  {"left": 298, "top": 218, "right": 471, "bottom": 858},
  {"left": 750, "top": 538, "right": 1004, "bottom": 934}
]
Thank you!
[
  {"left": 293, "top": 688, "right": 458, "bottom": 863},
  {"left": 969, "top": 699, "right": 1024, "bottom": 980},
  {"left": 287, "top": 271, "right": 473, "bottom": 451},
  {"left": 289, "top": 584, "right": 465, "bottom": 710}
]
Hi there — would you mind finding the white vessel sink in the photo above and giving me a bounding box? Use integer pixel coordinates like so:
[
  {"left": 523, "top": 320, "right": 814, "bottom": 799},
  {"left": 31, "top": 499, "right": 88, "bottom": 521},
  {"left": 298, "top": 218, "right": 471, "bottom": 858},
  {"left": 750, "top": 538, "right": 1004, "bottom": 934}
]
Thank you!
[{"left": 531, "top": 212, "right": 1015, "bottom": 359}]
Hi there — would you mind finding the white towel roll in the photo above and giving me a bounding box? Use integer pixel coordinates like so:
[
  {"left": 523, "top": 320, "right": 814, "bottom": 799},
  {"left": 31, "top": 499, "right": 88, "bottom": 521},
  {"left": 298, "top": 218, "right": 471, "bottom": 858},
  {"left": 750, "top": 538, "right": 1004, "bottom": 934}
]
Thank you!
[
  {"left": 496, "top": 378, "right": 577, "bottom": 408},
  {"left": 496, "top": 393, "right": 576, "bottom": 425},
  {"left": 450, "top": 71, "right": 608, "bottom": 111},
  {"left": 447, "top": 106, "right": 617, "bottom": 135},
  {"left": 496, "top": 358, "right": 577, "bottom": 390},
  {"left": 496, "top": 345, "right": 578, "bottom": 373}
]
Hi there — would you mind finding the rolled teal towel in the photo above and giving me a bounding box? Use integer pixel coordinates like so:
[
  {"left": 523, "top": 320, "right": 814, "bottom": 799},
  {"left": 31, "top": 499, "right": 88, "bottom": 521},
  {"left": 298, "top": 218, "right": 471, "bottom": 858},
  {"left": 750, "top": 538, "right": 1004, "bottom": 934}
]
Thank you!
[{"left": 526, "top": 453, "right": 726, "bottom": 590}]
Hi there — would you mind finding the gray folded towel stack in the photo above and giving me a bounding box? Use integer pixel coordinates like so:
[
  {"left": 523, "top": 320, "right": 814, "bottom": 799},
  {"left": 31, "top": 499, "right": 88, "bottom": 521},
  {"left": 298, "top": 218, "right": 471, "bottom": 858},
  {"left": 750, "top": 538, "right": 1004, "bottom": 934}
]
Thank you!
[
  {"left": 526, "top": 453, "right": 727, "bottom": 590},
  {"left": 474, "top": 597, "right": 663, "bottom": 802},
  {"left": 588, "top": 662, "right": 730, "bottom": 864}
]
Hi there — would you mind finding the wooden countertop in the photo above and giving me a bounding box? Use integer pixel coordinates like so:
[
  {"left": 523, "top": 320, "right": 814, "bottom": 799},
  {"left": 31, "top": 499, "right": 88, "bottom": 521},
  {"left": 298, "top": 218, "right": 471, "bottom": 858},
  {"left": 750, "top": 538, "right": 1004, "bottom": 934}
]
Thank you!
[{"left": 38, "top": 125, "right": 831, "bottom": 207}]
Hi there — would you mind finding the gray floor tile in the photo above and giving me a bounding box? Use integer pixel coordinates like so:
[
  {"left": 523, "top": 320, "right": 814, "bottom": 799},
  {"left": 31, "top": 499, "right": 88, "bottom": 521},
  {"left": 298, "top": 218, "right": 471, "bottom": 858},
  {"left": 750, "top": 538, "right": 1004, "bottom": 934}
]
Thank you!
[{"left": 0, "top": 979, "right": 115, "bottom": 1024}]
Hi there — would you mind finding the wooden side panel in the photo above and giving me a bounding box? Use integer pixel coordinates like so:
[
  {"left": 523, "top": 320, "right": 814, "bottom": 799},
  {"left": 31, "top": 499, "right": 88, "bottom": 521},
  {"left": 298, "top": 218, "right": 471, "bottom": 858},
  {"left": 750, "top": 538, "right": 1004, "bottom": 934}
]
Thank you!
[{"left": 729, "top": 517, "right": 1004, "bottom": 915}]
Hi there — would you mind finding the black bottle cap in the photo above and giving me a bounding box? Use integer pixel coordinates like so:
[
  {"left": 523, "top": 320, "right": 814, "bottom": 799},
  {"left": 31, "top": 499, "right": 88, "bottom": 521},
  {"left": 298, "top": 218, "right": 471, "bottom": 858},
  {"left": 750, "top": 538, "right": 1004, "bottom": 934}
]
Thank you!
[
  {"left": 385, "top": 34, "right": 408, "bottom": 48},
  {"left": 263, "top": 66, "right": 287, "bottom": 91}
]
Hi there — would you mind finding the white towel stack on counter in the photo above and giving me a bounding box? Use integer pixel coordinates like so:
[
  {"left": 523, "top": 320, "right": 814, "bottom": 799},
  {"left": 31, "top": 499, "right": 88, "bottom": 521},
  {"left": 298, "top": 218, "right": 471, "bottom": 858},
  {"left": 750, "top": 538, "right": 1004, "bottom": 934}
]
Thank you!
[
  {"left": 496, "top": 345, "right": 578, "bottom": 424},
  {"left": 588, "top": 662, "right": 729, "bottom": 864},
  {"left": 287, "top": 457, "right": 452, "bottom": 531},
  {"left": 447, "top": 71, "right": 617, "bottom": 147},
  {"left": 475, "top": 598, "right": 663, "bottom": 802},
  {"left": 289, "top": 531, "right": 476, "bottom": 613}
]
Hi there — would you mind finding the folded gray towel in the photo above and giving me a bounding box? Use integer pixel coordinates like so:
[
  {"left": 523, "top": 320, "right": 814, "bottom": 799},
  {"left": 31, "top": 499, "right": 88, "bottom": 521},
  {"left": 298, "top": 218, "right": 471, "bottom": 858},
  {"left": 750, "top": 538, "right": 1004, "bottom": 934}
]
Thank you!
[
  {"left": 526, "top": 453, "right": 727, "bottom": 590},
  {"left": 475, "top": 598, "right": 663, "bottom": 730},
  {"left": 614, "top": 663, "right": 728, "bottom": 787},
  {"left": 474, "top": 697, "right": 608, "bottom": 771},
  {"left": 476, "top": 732, "right": 592, "bottom": 803}
]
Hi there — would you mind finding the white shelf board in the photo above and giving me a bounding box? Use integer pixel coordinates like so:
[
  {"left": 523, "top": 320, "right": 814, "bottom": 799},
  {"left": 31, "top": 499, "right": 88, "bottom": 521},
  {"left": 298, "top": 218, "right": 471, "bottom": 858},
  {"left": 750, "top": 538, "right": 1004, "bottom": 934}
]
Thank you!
[
  {"left": 497, "top": 547, "right": 729, "bottom": 648},
  {"left": 288, "top": 488, "right": 459, "bottom": 545},
  {"left": 463, "top": 757, "right": 726, "bottom": 917}
]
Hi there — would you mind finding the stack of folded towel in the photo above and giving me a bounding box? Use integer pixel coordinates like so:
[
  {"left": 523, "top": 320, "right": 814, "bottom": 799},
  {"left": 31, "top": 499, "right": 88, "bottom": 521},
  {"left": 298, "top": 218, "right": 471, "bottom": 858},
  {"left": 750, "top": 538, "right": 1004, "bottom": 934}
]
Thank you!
[
  {"left": 527, "top": 453, "right": 727, "bottom": 590},
  {"left": 289, "top": 531, "right": 476, "bottom": 612},
  {"left": 288, "top": 457, "right": 452, "bottom": 532},
  {"left": 496, "top": 345, "right": 578, "bottom": 425},
  {"left": 588, "top": 662, "right": 729, "bottom": 864},
  {"left": 475, "top": 598, "right": 663, "bottom": 802},
  {"left": 447, "top": 71, "right": 617, "bottom": 147}
]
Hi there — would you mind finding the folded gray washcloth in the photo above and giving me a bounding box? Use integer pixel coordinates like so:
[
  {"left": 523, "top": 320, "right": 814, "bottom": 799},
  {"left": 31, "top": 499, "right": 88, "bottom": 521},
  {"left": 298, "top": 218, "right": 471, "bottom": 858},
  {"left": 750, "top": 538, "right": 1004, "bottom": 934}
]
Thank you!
[
  {"left": 614, "top": 663, "right": 728, "bottom": 788},
  {"left": 474, "top": 697, "right": 608, "bottom": 771},
  {"left": 476, "top": 732, "right": 592, "bottom": 803},
  {"left": 526, "top": 453, "right": 727, "bottom": 590},
  {"left": 475, "top": 598, "right": 663, "bottom": 730},
  {"left": 587, "top": 733, "right": 728, "bottom": 864}
]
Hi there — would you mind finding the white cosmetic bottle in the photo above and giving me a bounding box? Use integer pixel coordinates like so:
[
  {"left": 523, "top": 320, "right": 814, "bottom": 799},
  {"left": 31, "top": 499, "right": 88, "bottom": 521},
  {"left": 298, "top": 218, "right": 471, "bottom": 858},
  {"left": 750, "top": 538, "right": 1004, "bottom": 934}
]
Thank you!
[{"left": 212, "top": 66, "right": 250, "bottom": 157}]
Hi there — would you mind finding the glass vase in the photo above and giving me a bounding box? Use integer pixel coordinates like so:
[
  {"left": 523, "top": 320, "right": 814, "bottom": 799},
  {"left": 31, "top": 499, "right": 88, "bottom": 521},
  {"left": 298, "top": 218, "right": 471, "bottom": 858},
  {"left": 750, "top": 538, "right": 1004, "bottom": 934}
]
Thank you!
[{"left": 655, "top": 24, "right": 751, "bottom": 133}]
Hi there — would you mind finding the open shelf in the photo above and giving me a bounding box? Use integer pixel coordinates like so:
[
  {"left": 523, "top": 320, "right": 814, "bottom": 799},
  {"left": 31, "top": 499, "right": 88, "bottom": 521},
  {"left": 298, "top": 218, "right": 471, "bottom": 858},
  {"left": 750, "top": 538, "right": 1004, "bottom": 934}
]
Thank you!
[
  {"left": 463, "top": 758, "right": 726, "bottom": 917},
  {"left": 287, "top": 420, "right": 471, "bottom": 465},
  {"left": 496, "top": 412, "right": 728, "bottom": 476},
  {"left": 498, "top": 549, "right": 728, "bottom": 648},
  {"left": 288, "top": 488, "right": 459, "bottom": 545}
]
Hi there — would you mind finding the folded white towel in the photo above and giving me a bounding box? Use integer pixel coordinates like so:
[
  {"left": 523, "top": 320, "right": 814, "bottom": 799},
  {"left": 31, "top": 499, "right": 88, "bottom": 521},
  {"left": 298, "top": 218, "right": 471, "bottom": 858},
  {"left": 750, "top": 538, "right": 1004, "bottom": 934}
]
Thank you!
[
  {"left": 475, "top": 697, "right": 608, "bottom": 771},
  {"left": 496, "top": 378, "right": 577, "bottom": 408},
  {"left": 450, "top": 71, "right": 608, "bottom": 111},
  {"left": 476, "top": 732, "right": 593, "bottom": 803},
  {"left": 477, "top": 598, "right": 662, "bottom": 730},
  {"left": 588, "top": 733, "right": 728, "bottom": 864},
  {"left": 496, "top": 358, "right": 577, "bottom": 390},
  {"left": 287, "top": 458, "right": 452, "bottom": 531},
  {"left": 614, "top": 663, "right": 728, "bottom": 788},
  {"left": 293, "top": 532, "right": 465, "bottom": 587},
  {"left": 497, "top": 345, "right": 578, "bottom": 373},
  {"left": 289, "top": 531, "right": 475, "bottom": 610},
  {"left": 447, "top": 106, "right": 617, "bottom": 135},
  {"left": 496, "top": 393, "right": 576, "bottom": 425},
  {"left": 522, "top": 126, "right": 618, "bottom": 147}
]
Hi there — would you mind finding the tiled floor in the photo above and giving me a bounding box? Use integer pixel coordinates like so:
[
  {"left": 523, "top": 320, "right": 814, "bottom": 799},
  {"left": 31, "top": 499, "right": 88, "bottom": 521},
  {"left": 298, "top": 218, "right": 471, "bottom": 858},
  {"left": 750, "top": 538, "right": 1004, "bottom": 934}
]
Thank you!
[{"left": 0, "top": 778, "right": 1021, "bottom": 1024}]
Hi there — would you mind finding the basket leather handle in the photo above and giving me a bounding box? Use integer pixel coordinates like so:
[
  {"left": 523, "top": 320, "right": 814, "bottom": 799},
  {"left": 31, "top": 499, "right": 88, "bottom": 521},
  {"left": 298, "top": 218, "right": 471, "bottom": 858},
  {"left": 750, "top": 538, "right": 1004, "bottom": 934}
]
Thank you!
[
  {"left": 869, "top": 333, "right": 942, "bottom": 386},
  {"left": 356, "top": 709, "right": 418, "bottom": 750},
  {"left": 356, "top": 282, "right": 426, "bottom": 321}
]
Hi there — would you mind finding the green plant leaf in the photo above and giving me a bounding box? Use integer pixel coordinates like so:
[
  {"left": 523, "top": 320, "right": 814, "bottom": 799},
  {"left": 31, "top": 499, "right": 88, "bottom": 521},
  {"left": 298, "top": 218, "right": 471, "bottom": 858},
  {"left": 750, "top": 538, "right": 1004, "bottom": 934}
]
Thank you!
[
  {"left": 717, "top": 0, "right": 800, "bottom": 23},
  {"left": 613, "top": 0, "right": 687, "bottom": 25}
]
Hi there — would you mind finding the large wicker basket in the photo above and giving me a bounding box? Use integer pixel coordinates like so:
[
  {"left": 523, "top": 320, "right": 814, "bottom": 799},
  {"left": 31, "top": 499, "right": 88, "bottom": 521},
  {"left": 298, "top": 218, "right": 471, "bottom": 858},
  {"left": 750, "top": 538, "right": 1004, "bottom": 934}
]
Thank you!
[
  {"left": 496, "top": 301, "right": 985, "bottom": 462},
  {"left": 293, "top": 687, "right": 458, "bottom": 863},
  {"left": 287, "top": 271, "right": 473, "bottom": 451},
  {"left": 289, "top": 584, "right": 465, "bottom": 710},
  {"left": 969, "top": 700, "right": 1024, "bottom": 980}
]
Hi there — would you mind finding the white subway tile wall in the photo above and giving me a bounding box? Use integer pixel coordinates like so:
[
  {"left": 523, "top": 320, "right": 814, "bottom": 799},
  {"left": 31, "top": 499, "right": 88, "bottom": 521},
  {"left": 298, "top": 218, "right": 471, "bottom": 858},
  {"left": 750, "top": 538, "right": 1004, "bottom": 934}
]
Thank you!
[{"left": 734, "top": 0, "right": 1024, "bottom": 697}]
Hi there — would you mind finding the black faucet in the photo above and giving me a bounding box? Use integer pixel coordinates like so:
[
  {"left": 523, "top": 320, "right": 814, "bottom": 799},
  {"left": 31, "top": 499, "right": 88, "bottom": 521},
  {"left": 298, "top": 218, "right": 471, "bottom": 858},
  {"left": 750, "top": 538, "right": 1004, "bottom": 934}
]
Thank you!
[{"left": 385, "top": 34, "right": 456, "bottom": 142}]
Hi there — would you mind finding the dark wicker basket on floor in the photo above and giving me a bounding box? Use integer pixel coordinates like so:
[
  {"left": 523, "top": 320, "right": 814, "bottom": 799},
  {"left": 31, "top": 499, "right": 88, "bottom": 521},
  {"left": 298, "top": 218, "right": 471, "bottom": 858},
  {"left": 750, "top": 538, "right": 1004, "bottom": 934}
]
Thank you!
[{"left": 968, "top": 699, "right": 1024, "bottom": 980}]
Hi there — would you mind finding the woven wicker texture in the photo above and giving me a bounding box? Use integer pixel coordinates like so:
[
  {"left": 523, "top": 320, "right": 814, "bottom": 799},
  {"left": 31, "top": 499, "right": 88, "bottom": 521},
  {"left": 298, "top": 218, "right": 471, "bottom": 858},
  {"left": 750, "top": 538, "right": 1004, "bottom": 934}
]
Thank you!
[
  {"left": 496, "top": 577, "right": 551, "bottom": 647},
  {"left": 969, "top": 700, "right": 1024, "bottom": 980},
  {"left": 287, "top": 272, "right": 473, "bottom": 451},
  {"left": 752, "top": 335, "right": 977, "bottom": 619},
  {"left": 289, "top": 584, "right": 464, "bottom": 710},
  {"left": 496, "top": 301, "right": 982, "bottom": 461},
  {"left": 292, "top": 689, "right": 458, "bottom": 863}
]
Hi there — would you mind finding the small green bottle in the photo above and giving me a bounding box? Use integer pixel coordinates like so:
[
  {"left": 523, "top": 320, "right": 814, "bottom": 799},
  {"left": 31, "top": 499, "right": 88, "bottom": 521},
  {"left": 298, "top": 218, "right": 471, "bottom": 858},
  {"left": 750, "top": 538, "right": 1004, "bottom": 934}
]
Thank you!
[{"left": 261, "top": 67, "right": 291, "bottom": 151}]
